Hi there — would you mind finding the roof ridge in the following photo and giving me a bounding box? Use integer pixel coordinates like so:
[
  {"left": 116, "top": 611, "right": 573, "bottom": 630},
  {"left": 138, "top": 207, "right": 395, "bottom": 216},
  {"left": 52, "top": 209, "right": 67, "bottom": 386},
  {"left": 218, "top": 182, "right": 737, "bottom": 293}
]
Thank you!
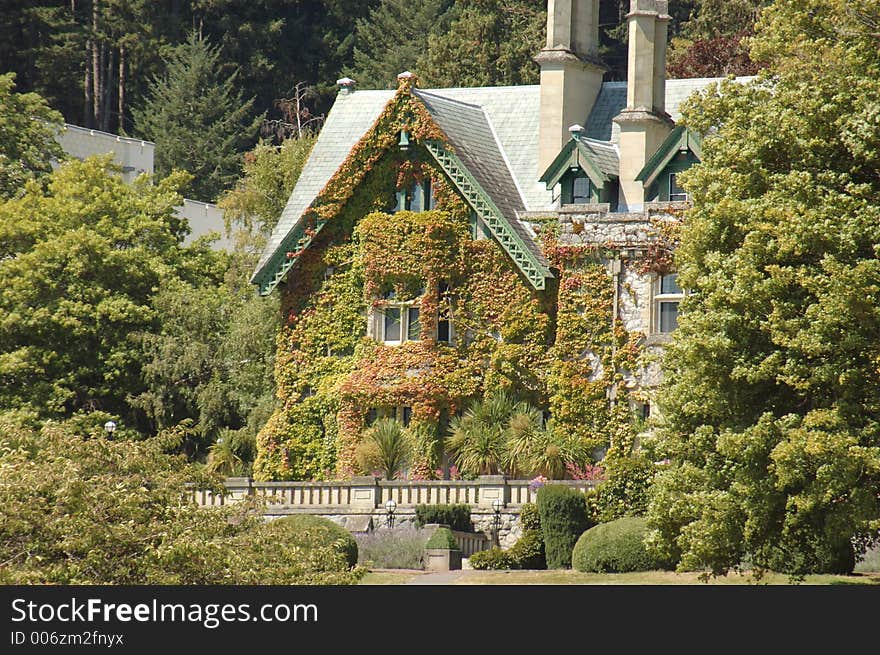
[{"left": 480, "top": 104, "right": 529, "bottom": 211}]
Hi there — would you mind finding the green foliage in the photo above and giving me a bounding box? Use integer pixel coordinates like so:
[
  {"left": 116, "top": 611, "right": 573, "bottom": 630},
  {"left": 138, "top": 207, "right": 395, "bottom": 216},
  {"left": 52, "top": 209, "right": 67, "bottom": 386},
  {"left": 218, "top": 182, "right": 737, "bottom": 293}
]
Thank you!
[
  {"left": 590, "top": 453, "right": 657, "bottom": 523},
  {"left": 414, "top": 504, "right": 473, "bottom": 532},
  {"left": 259, "top": 515, "right": 358, "bottom": 569},
  {"left": 572, "top": 517, "right": 670, "bottom": 573},
  {"left": 0, "top": 73, "right": 64, "bottom": 199},
  {"left": 355, "top": 527, "right": 430, "bottom": 569},
  {"left": 354, "top": 418, "right": 413, "bottom": 479},
  {"left": 219, "top": 134, "right": 317, "bottom": 254},
  {"left": 419, "top": 0, "right": 544, "bottom": 88},
  {"left": 348, "top": 0, "right": 455, "bottom": 89},
  {"left": 649, "top": 0, "right": 880, "bottom": 577},
  {"left": 468, "top": 547, "right": 513, "bottom": 570},
  {"left": 536, "top": 484, "right": 592, "bottom": 569},
  {"left": 0, "top": 414, "right": 361, "bottom": 584},
  {"left": 0, "top": 156, "right": 216, "bottom": 426},
  {"left": 446, "top": 392, "right": 517, "bottom": 476},
  {"left": 133, "top": 32, "right": 263, "bottom": 202},
  {"left": 425, "top": 526, "right": 459, "bottom": 550},
  {"left": 519, "top": 502, "right": 541, "bottom": 531},
  {"left": 507, "top": 529, "right": 546, "bottom": 570}
]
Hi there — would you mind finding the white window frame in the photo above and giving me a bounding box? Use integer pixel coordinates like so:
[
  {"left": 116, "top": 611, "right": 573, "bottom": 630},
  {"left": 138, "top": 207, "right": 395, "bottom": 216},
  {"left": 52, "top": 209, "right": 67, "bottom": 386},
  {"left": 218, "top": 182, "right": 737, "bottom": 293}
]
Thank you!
[
  {"left": 652, "top": 272, "right": 684, "bottom": 334},
  {"left": 376, "top": 302, "right": 421, "bottom": 345}
]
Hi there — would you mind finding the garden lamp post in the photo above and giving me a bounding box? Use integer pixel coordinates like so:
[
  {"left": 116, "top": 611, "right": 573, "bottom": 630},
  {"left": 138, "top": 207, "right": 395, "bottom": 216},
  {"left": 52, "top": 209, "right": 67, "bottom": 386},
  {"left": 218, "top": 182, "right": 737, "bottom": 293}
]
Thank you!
[
  {"left": 385, "top": 498, "right": 397, "bottom": 529},
  {"left": 492, "top": 498, "right": 503, "bottom": 547},
  {"left": 104, "top": 420, "right": 117, "bottom": 439}
]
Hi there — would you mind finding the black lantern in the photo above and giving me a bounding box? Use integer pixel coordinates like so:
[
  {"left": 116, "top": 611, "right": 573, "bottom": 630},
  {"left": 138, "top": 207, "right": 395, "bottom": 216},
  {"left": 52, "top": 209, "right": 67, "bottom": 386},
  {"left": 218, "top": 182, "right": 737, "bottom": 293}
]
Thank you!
[{"left": 385, "top": 498, "right": 397, "bottom": 529}]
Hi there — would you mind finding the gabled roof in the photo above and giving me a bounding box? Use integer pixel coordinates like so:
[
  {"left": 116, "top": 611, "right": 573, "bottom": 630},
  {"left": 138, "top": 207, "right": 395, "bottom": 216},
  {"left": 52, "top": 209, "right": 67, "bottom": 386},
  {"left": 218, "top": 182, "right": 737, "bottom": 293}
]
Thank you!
[
  {"left": 539, "top": 135, "right": 619, "bottom": 190},
  {"left": 254, "top": 76, "right": 753, "bottom": 295},
  {"left": 635, "top": 125, "right": 703, "bottom": 187}
]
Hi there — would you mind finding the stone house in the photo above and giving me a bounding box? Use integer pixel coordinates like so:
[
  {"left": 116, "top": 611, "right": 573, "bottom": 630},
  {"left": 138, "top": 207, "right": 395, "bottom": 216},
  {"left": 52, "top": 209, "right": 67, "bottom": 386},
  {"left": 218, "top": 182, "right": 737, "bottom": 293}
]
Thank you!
[{"left": 250, "top": 0, "right": 747, "bottom": 481}]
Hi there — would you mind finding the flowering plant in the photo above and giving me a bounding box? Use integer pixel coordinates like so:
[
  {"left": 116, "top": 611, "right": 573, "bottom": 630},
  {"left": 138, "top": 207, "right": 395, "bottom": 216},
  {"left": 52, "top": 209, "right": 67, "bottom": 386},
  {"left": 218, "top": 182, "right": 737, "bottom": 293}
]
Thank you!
[
  {"left": 528, "top": 475, "right": 548, "bottom": 491},
  {"left": 565, "top": 462, "right": 606, "bottom": 481}
]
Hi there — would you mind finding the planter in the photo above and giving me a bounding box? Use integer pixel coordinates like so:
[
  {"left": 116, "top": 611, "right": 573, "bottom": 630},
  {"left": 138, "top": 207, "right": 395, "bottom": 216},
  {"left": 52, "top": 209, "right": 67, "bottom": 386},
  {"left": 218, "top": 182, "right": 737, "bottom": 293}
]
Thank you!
[{"left": 425, "top": 548, "right": 462, "bottom": 572}]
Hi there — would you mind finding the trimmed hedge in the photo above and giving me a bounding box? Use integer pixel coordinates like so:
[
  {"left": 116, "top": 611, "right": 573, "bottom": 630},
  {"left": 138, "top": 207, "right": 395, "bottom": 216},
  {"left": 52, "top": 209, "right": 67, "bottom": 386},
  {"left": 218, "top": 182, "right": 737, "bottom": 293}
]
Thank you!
[
  {"left": 469, "top": 547, "right": 512, "bottom": 569},
  {"left": 572, "top": 516, "right": 667, "bottom": 573},
  {"left": 506, "top": 529, "right": 546, "bottom": 569},
  {"left": 259, "top": 515, "right": 358, "bottom": 569},
  {"left": 414, "top": 504, "right": 473, "bottom": 532},
  {"left": 425, "top": 527, "right": 459, "bottom": 550},
  {"left": 519, "top": 502, "right": 541, "bottom": 531},
  {"left": 537, "top": 485, "right": 591, "bottom": 569}
]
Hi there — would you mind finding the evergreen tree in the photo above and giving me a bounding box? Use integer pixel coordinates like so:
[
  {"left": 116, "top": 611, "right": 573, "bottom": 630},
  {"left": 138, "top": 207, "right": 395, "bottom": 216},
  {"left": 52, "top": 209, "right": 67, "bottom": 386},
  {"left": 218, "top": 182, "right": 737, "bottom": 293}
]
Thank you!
[
  {"left": 133, "top": 32, "right": 263, "bottom": 202},
  {"left": 419, "top": 0, "right": 545, "bottom": 88},
  {"left": 347, "top": 0, "right": 455, "bottom": 89},
  {"left": 647, "top": 0, "right": 880, "bottom": 576}
]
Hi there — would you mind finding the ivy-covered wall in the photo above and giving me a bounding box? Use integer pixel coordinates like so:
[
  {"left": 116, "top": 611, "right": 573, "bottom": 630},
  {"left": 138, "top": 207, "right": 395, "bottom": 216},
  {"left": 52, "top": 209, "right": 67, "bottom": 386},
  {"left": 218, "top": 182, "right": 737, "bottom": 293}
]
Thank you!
[{"left": 254, "top": 83, "right": 668, "bottom": 481}]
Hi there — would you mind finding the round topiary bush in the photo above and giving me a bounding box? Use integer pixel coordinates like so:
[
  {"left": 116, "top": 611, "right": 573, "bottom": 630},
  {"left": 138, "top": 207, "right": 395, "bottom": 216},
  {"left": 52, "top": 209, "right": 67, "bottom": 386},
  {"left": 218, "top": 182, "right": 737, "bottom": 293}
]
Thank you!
[
  {"left": 572, "top": 516, "right": 667, "bottom": 573},
  {"left": 260, "top": 515, "right": 358, "bottom": 568}
]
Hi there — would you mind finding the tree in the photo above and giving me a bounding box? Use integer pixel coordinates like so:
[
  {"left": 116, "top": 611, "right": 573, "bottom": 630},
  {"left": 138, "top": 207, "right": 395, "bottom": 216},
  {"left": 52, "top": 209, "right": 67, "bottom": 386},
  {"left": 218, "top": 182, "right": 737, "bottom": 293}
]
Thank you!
[
  {"left": 133, "top": 32, "right": 263, "bottom": 202},
  {"left": 0, "top": 414, "right": 361, "bottom": 584},
  {"left": 667, "top": 0, "right": 769, "bottom": 78},
  {"left": 346, "top": 0, "right": 455, "bottom": 89},
  {"left": 647, "top": 0, "right": 880, "bottom": 577},
  {"left": 355, "top": 418, "right": 413, "bottom": 479},
  {"left": 0, "top": 73, "right": 65, "bottom": 199},
  {"left": 418, "top": 0, "right": 545, "bottom": 88},
  {"left": 0, "top": 155, "right": 221, "bottom": 427}
]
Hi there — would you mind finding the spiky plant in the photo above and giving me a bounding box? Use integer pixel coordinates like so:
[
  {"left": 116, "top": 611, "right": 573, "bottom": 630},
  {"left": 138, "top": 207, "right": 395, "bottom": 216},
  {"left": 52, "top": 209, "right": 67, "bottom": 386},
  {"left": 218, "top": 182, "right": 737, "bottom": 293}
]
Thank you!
[{"left": 355, "top": 418, "right": 412, "bottom": 479}]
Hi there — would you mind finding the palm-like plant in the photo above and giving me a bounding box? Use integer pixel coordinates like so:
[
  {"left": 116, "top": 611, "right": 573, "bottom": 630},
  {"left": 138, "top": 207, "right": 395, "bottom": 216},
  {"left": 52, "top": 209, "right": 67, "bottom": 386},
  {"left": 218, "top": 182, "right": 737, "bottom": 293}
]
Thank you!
[
  {"left": 446, "top": 392, "right": 518, "bottom": 477},
  {"left": 355, "top": 418, "right": 412, "bottom": 480}
]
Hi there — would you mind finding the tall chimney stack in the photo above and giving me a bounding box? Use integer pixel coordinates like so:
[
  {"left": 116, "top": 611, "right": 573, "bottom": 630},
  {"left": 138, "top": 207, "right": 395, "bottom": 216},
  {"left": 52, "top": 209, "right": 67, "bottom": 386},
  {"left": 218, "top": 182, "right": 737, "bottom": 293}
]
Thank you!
[
  {"left": 614, "top": 0, "right": 673, "bottom": 210},
  {"left": 535, "top": 0, "right": 606, "bottom": 175}
]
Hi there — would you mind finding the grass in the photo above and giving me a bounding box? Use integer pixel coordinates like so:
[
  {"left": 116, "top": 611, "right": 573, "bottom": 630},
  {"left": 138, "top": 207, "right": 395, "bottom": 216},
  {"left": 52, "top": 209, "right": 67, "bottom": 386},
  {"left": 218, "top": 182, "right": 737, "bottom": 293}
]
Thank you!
[
  {"left": 453, "top": 570, "right": 880, "bottom": 585},
  {"left": 358, "top": 568, "right": 880, "bottom": 585}
]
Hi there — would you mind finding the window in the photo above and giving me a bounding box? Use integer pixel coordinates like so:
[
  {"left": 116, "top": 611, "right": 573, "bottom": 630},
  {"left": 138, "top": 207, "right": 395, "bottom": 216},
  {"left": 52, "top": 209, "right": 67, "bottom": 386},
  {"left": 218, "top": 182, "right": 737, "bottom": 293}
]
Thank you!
[
  {"left": 669, "top": 173, "right": 688, "bottom": 202},
  {"left": 572, "top": 175, "right": 591, "bottom": 203},
  {"left": 437, "top": 281, "right": 454, "bottom": 344},
  {"left": 395, "top": 179, "right": 434, "bottom": 212},
  {"left": 654, "top": 272, "right": 683, "bottom": 333},
  {"left": 379, "top": 304, "right": 421, "bottom": 344}
]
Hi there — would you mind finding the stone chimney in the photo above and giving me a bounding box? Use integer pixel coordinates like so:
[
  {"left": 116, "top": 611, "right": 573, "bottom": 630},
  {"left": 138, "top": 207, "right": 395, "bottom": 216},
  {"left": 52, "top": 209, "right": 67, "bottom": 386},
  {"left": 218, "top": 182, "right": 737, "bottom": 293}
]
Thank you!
[
  {"left": 535, "top": 0, "right": 606, "bottom": 175},
  {"left": 614, "top": 0, "right": 673, "bottom": 211}
]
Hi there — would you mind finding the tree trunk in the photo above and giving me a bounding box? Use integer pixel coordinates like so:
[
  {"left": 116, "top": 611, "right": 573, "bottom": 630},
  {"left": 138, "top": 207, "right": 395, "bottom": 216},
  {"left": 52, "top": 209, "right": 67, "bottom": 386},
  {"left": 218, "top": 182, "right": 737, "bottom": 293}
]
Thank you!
[
  {"left": 92, "top": 0, "right": 100, "bottom": 127},
  {"left": 118, "top": 44, "right": 125, "bottom": 134}
]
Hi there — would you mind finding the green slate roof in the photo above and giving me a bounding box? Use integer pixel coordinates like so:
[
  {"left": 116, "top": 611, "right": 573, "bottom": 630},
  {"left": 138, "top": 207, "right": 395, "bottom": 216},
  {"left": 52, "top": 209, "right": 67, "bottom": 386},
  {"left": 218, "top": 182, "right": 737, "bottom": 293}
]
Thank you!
[
  {"left": 253, "top": 77, "right": 752, "bottom": 295},
  {"left": 635, "top": 125, "right": 703, "bottom": 187},
  {"left": 539, "top": 135, "right": 619, "bottom": 191}
]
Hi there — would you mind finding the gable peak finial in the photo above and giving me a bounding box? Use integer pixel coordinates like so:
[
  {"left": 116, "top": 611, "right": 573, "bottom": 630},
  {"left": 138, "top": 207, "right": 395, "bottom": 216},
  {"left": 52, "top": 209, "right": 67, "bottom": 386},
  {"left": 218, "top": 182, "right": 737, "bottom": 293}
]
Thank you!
[
  {"left": 396, "top": 71, "right": 419, "bottom": 91},
  {"left": 569, "top": 124, "right": 585, "bottom": 139},
  {"left": 336, "top": 77, "right": 356, "bottom": 94}
]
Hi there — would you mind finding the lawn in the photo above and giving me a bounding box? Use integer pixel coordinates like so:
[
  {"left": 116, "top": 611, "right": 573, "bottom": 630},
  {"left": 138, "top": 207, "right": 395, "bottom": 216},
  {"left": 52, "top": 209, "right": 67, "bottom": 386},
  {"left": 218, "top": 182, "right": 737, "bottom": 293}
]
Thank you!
[{"left": 359, "top": 568, "right": 880, "bottom": 585}]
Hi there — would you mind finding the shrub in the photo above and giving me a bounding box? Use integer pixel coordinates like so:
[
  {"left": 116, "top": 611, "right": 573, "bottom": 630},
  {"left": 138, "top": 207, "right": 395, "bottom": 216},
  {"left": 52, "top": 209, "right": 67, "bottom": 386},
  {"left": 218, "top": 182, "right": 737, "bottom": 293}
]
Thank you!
[
  {"left": 425, "top": 527, "right": 459, "bottom": 550},
  {"left": 507, "top": 529, "right": 546, "bottom": 569},
  {"left": 591, "top": 454, "right": 656, "bottom": 523},
  {"left": 355, "top": 527, "right": 429, "bottom": 569},
  {"left": 519, "top": 503, "right": 541, "bottom": 531},
  {"left": 469, "top": 548, "right": 513, "bottom": 570},
  {"left": 537, "top": 484, "right": 591, "bottom": 568},
  {"left": 259, "top": 515, "right": 358, "bottom": 569},
  {"left": 572, "top": 516, "right": 670, "bottom": 573},
  {"left": 414, "top": 504, "right": 473, "bottom": 532}
]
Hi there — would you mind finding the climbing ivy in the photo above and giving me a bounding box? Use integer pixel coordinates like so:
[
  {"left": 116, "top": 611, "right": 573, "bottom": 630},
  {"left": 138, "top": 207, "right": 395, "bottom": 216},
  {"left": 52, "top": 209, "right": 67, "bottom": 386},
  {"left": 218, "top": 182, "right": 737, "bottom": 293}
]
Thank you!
[{"left": 254, "top": 80, "right": 653, "bottom": 481}]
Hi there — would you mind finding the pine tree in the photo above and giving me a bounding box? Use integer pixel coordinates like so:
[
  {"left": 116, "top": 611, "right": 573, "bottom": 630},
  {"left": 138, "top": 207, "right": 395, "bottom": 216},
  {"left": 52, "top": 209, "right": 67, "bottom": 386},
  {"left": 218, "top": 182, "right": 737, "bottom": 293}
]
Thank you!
[
  {"left": 132, "top": 33, "right": 263, "bottom": 202},
  {"left": 418, "top": 0, "right": 545, "bottom": 88},
  {"left": 346, "top": 0, "right": 455, "bottom": 89}
]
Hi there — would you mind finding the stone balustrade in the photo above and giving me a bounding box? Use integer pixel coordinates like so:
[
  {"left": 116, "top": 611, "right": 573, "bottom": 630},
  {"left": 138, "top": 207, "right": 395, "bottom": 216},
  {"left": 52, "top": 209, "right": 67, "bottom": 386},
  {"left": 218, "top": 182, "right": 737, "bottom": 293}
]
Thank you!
[{"left": 190, "top": 476, "right": 599, "bottom": 511}]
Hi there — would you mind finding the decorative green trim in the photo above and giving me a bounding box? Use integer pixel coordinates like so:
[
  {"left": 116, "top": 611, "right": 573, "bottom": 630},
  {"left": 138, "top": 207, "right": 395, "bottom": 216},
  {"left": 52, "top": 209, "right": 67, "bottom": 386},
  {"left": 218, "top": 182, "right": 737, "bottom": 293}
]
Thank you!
[
  {"left": 425, "top": 140, "right": 552, "bottom": 290},
  {"left": 255, "top": 214, "right": 329, "bottom": 296},
  {"left": 635, "top": 126, "right": 703, "bottom": 188},
  {"left": 539, "top": 139, "right": 610, "bottom": 192}
]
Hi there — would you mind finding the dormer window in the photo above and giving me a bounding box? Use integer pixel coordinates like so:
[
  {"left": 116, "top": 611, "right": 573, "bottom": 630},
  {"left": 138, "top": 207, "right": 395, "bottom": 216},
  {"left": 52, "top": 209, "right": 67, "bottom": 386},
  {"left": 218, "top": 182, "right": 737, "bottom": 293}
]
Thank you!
[{"left": 395, "top": 179, "right": 435, "bottom": 212}]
